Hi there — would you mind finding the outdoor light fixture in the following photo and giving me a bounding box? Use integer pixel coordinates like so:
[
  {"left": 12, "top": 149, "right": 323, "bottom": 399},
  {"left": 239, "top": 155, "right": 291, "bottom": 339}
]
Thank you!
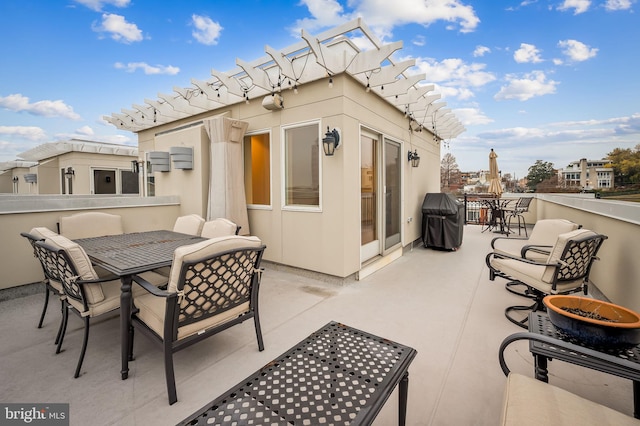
[
  {"left": 65, "top": 167, "right": 75, "bottom": 178},
  {"left": 322, "top": 127, "right": 340, "bottom": 156},
  {"left": 408, "top": 150, "right": 420, "bottom": 168},
  {"left": 131, "top": 160, "right": 143, "bottom": 173},
  {"left": 12, "top": 176, "right": 18, "bottom": 183}
]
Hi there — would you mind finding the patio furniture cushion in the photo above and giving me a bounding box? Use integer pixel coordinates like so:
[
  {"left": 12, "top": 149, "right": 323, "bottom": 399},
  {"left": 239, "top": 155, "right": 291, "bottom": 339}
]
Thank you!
[
  {"left": 30, "top": 226, "right": 59, "bottom": 240},
  {"left": 44, "top": 234, "right": 103, "bottom": 304},
  {"left": 200, "top": 218, "right": 239, "bottom": 238},
  {"left": 542, "top": 228, "right": 597, "bottom": 283},
  {"left": 59, "top": 212, "right": 124, "bottom": 239},
  {"left": 172, "top": 214, "right": 205, "bottom": 236},
  {"left": 501, "top": 373, "right": 638, "bottom": 426},
  {"left": 492, "top": 219, "right": 579, "bottom": 262}
]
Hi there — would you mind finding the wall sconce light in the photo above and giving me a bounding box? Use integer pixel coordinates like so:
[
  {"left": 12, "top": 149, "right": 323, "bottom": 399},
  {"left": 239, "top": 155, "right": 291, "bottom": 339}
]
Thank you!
[
  {"left": 322, "top": 127, "right": 341, "bottom": 156},
  {"left": 12, "top": 176, "right": 19, "bottom": 183},
  {"left": 65, "top": 167, "right": 75, "bottom": 178},
  {"left": 131, "top": 160, "right": 143, "bottom": 173},
  {"left": 408, "top": 150, "right": 420, "bottom": 168}
]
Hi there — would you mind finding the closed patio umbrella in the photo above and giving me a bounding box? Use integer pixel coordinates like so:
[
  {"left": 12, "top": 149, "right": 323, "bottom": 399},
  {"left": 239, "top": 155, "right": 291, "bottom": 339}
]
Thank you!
[{"left": 487, "top": 148, "right": 503, "bottom": 197}]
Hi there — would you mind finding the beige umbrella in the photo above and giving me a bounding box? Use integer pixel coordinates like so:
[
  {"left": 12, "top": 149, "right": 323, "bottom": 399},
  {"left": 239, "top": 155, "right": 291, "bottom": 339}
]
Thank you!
[{"left": 487, "top": 148, "right": 503, "bottom": 197}]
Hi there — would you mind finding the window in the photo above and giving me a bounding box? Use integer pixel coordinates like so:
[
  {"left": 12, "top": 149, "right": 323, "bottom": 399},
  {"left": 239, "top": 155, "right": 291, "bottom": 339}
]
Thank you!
[
  {"left": 243, "top": 132, "right": 271, "bottom": 206},
  {"left": 121, "top": 170, "right": 139, "bottom": 194},
  {"left": 283, "top": 123, "right": 320, "bottom": 208}
]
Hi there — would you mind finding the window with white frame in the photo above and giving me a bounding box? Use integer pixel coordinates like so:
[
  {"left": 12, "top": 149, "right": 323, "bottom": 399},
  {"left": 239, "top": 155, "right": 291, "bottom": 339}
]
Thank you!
[{"left": 283, "top": 122, "right": 320, "bottom": 208}]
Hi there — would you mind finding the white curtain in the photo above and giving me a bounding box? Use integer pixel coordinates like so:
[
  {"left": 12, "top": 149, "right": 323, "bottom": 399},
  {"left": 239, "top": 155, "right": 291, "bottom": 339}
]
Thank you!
[{"left": 203, "top": 114, "right": 250, "bottom": 235}]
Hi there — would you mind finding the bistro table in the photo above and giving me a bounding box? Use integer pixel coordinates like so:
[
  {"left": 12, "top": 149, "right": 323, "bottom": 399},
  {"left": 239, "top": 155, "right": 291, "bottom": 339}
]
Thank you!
[
  {"left": 499, "top": 312, "right": 640, "bottom": 418},
  {"left": 179, "top": 321, "right": 417, "bottom": 426},
  {"left": 481, "top": 198, "right": 511, "bottom": 235},
  {"left": 74, "top": 230, "right": 206, "bottom": 380}
]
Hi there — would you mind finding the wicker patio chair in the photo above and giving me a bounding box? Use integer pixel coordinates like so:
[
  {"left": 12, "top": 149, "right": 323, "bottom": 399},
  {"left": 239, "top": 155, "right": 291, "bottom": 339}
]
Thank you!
[
  {"left": 200, "top": 218, "right": 241, "bottom": 238},
  {"left": 129, "top": 235, "right": 266, "bottom": 405},
  {"left": 486, "top": 228, "right": 607, "bottom": 328}
]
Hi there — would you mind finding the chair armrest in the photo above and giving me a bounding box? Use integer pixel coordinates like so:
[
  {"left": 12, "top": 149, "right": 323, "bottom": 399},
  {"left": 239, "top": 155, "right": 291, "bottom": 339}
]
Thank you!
[
  {"left": 132, "top": 274, "right": 172, "bottom": 297},
  {"left": 491, "top": 236, "right": 527, "bottom": 249},
  {"left": 77, "top": 274, "right": 121, "bottom": 285},
  {"left": 486, "top": 251, "right": 554, "bottom": 267},
  {"left": 521, "top": 244, "right": 552, "bottom": 258}
]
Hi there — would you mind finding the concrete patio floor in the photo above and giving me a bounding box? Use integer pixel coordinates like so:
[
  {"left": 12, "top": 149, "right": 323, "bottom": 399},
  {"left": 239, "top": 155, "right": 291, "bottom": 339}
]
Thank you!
[{"left": 0, "top": 225, "right": 633, "bottom": 425}]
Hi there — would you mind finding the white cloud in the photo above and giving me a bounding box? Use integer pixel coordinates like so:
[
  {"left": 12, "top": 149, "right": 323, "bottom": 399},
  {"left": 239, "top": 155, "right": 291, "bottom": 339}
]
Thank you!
[
  {"left": 452, "top": 107, "right": 494, "bottom": 125},
  {"left": 413, "top": 35, "right": 426, "bottom": 46},
  {"left": 114, "top": 62, "right": 180, "bottom": 75},
  {"left": 93, "top": 13, "right": 143, "bottom": 43},
  {"left": 604, "top": 0, "right": 635, "bottom": 11},
  {"left": 414, "top": 57, "right": 496, "bottom": 87},
  {"left": 494, "top": 70, "right": 558, "bottom": 101},
  {"left": 557, "top": 0, "right": 591, "bottom": 14},
  {"left": 558, "top": 39, "right": 598, "bottom": 61},
  {"left": 0, "top": 94, "right": 81, "bottom": 120},
  {"left": 191, "top": 15, "right": 223, "bottom": 45},
  {"left": 0, "top": 126, "right": 47, "bottom": 140},
  {"left": 513, "top": 43, "right": 543, "bottom": 63},
  {"left": 75, "top": 126, "right": 95, "bottom": 136},
  {"left": 73, "top": 0, "right": 130, "bottom": 12},
  {"left": 473, "top": 45, "right": 490, "bottom": 57},
  {"left": 294, "top": 0, "right": 480, "bottom": 40}
]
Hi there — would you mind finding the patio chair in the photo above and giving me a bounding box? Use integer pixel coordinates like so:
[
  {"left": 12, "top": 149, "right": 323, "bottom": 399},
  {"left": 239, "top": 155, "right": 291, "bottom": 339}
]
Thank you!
[
  {"left": 503, "top": 197, "right": 533, "bottom": 237},
  {"left": 59, "top": 212, "right": 124, "bottom": 240},
  {"left": 36, "top": 235, "right": 124, "bottom": 378},
  {"left": 490, "top": 219, "right": 581, "bottom": 297},
  {"left": 200, "top": 218, "right": 241, "bottom": 238},
  {"left": 129, "top": 235, "right": 266, "bottom": 405},
  {"left": 21, "top": 227, "right": 65, "bottom": 337},
  {"left": 172, "top": 214, "right": 205, "bottom": 236},
  {"left": 486, "top": 228, "right": 607, "bottom": 328}
]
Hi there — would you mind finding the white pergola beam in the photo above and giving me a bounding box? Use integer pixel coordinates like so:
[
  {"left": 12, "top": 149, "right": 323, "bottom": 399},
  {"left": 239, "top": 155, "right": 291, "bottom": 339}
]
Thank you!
[{"left": 347, "top": 41, "right": 403, "bottom": 75}]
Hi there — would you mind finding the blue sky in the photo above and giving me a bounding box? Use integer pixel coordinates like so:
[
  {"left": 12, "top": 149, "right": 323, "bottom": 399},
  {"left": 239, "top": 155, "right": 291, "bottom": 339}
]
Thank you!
[{"left": 0, "top": 0, "right": 638, "bottom": 179}]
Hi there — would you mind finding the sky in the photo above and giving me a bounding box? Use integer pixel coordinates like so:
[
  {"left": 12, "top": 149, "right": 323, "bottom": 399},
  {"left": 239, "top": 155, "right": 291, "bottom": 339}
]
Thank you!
[{"left": 0, "top": 0, "right": 638, "bottom": 179}]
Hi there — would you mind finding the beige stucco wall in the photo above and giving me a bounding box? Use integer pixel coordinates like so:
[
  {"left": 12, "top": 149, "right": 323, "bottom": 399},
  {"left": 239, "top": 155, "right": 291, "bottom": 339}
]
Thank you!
[
  {"left": 136, "top": 74, "right": 440, "bottom": 278},
  {"left": 0, "top": 200, "right": 180, "bottom": 290}
]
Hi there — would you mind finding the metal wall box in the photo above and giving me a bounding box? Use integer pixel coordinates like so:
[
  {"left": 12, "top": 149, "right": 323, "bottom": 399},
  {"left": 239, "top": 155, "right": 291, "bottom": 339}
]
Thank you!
[
  {"left": 169, "top": 147, "right": 193, "bottom": 170},
  {"left": 149, "top": 151, "right": 170, "bottom": 172},
  {"left": 24, "top": 173, "right": 37, "bottom": 183}
]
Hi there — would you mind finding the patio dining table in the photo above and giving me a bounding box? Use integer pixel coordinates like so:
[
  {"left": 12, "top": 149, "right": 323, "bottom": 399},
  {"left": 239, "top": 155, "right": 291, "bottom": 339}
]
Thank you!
[{"left": 74, "top": 230, "right": 206, "bottom": 380}]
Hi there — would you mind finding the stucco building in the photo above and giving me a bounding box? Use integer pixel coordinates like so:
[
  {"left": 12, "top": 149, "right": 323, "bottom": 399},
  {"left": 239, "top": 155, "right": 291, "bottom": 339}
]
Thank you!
[
  {"left": 105, "top": 19, "right": 464, "bottom": 279},
  {"left": 559, "top": 158, "right": 614, "bottom": 190}
]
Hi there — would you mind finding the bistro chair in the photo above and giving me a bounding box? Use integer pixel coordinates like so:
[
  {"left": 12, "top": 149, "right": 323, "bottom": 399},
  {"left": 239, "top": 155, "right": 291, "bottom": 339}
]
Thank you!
[
  {"left": 59, "top": 212, "right": 124, "bottom": 240},
  {"left": 200, "top": 218, "right": 241, "bottom": 238},
  {"left": 486, "top": 228, "right": 607, "bottom": 328},
  {"left": 21, "top": 227, "right": 66, "bottom": 339},
  {"left": 173, "top": 214, "right": 205, "bottom": 236},
  {"left": 129, "top": 235, "right": 266, "bottom": 405},
  {"left": 503, "top": 197, "right": 533, "bottom": 237},
  {"left": 36, "top": 235, "right": 124, "bottom": 378}
]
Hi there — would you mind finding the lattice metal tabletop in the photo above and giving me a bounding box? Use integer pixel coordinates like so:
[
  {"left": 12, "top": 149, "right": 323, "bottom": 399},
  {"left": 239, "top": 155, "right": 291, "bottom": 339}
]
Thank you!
[
  {"left": 179, "top": 321, "right": 417, "bottom": 426},
  {"left": 75, "top": 230, "right": 205, "bottom": 275}
]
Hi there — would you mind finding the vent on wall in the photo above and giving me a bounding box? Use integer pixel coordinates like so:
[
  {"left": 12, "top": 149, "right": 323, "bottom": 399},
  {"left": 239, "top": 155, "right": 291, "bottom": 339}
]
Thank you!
[
  {"left": 149, "top": 151, "right": 171, "bottom": 172},
  {"left": 169, "top": 146, "right": 193, "bottom": 170}
]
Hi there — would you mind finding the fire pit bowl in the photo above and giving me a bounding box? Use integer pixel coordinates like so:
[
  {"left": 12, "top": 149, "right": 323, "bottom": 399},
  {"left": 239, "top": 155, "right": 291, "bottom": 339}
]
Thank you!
[{"left": 543, "top": 295, "right": 640, "bottom": 349}]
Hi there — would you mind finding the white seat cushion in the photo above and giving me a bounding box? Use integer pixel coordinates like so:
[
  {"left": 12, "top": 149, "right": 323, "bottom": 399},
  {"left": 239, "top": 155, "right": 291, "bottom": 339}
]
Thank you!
[
  {"left": 29, "top": 227, "right": 59, "bottom": 240},
  {"left": 173, "top": 214, "right": 205, "bottom": 236},
  {"left": 201, "top": 218, "right": 238, "bottom": 239},
  {"left": 44, "top": 234, "right": 103, "bottom": 303},
  {"left": 493, "top": 219, "right": 579, "bottom": 262},
  {"left": 59, "top": 212, "right": 124, "bottom": 239},
  {"left": 501, "top": 373, "right": 639, "bottom": 426}
]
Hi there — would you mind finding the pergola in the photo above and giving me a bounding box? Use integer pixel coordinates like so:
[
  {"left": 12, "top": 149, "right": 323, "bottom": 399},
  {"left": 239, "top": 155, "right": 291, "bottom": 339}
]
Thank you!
[{"left": 105, "top": 18, "right": 464, "bottom": 142}]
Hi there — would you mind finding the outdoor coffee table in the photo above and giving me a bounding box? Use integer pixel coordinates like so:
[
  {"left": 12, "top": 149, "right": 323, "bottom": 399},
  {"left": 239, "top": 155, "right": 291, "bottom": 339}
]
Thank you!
[
  {"left": 179, "top": 321, "right": 417, "bottom": 425},
  {"left": 499, "top": 311, "right": 640, "bottom": 418}
]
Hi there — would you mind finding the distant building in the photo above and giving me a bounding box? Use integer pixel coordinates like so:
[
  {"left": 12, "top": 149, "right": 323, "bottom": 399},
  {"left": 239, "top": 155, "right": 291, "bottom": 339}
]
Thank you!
[
  {"left": 559, "top": 158, "right": 614, "bottom": 190},
  {"left": 0, "top": 139, "right": 139, "bottom": 195}
]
